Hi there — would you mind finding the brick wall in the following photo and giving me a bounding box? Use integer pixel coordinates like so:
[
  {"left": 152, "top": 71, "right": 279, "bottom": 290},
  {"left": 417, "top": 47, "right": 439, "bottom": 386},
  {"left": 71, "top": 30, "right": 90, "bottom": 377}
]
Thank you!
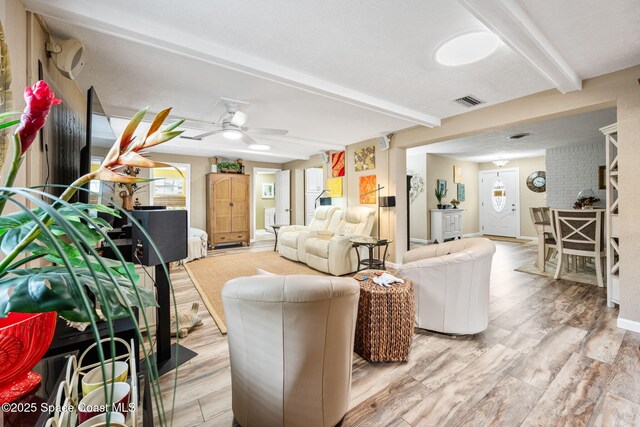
[{"left": 546, "top": 141, "right": 605, "bottom": 208}]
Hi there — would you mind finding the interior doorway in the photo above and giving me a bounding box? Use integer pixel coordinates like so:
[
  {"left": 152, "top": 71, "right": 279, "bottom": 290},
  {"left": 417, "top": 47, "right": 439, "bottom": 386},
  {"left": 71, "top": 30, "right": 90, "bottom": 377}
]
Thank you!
[
  {"left": 252, "top": 168, "right": 279, "bottom": 241},
  {"left": 480, "top": 168, "right": 520, "bottom": 237}
]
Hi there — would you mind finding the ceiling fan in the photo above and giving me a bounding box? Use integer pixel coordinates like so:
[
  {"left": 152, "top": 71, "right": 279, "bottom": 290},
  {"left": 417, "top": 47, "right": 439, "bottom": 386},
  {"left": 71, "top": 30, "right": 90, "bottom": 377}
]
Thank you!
[{"left": 181, "top": 98, "right": 288, "bottom": 150}]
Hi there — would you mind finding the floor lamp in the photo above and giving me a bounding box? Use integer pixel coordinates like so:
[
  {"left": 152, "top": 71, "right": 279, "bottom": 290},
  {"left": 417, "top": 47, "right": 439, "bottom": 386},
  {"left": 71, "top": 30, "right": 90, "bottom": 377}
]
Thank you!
[
  {"left": 379, "top": 195, "right": 396, "bottom": 258},
  {"left": 361, "top": 184, "right": 396, "bottom": 257}
]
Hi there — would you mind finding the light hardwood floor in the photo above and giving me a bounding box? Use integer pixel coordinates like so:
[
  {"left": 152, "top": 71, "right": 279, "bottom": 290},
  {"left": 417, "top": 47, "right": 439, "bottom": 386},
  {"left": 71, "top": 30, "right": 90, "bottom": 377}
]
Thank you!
[{"left": 157, "top": 241, "right": 640, "bottom": 426}]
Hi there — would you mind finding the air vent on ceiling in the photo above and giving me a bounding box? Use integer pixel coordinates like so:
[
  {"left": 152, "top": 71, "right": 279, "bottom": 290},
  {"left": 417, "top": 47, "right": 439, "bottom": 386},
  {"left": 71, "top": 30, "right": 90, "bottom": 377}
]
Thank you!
[{"left": 453, "top": 95, "right": 485, "bottom": 108}]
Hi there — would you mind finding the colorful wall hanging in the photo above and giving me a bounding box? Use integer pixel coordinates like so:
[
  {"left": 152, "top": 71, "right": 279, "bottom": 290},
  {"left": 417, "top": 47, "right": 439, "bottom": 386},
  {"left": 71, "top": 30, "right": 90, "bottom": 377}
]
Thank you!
[
  {"left": 457, "top": 183, "right": 465, "bottom": 201},
  {"left": 359, "top": 175, "right": 377, "bottom": 204},
  {"left": 354, "top": 145, "right": 375, "bottom": 172},
  {"left": 326, "top": 177, "right": 343, "bottom": 197},
  {"left": 331, "top": 151, "right": 345, "bottom": 177}
]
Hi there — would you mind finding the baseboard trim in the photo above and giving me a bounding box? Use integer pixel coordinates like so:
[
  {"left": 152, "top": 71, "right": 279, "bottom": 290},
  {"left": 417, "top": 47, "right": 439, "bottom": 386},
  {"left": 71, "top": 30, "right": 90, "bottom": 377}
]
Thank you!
[
  {"left": 463, "top": 232, "right": 482, "bottom": 238},
  {"left": 617, "top": 317, "right": 640, "bottom": 333},
  {"left": 517, "top": 235, "right": 538, "bottom": 241}
]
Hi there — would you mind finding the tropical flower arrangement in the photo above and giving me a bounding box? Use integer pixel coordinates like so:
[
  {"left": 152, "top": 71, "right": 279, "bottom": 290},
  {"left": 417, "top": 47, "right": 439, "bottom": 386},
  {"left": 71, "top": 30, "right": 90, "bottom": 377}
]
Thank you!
[{"left": 0, "top": 80, "right": 183, "bottom": 423}]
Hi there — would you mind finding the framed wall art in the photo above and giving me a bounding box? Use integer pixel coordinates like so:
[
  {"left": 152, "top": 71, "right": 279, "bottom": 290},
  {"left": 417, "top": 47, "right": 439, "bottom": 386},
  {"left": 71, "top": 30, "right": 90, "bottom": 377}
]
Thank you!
[
  {"left": 326, "top": 177, "right": 343, "bottom": 197},
  {"left": 359, "top": 175, "right": 377, "bottom": 204},
  {"left": 354, "top": 145, "right": 375, "bottom": 172},
  {"left": 332, "top": 151, "right": 345, "bottom": 177}
]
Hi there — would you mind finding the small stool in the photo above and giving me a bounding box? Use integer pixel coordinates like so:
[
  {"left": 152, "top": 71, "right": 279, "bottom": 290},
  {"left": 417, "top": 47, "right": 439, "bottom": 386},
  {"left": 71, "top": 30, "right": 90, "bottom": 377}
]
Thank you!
[{"left": 353, "top": 270, "right": 415, "bottom": 362}]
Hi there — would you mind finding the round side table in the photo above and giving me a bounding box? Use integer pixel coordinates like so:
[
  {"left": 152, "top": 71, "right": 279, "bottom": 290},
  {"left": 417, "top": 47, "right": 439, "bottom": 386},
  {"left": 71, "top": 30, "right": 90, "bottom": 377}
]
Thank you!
[{"left": 353, "top": 270, "right": 415, "bottom": 362}]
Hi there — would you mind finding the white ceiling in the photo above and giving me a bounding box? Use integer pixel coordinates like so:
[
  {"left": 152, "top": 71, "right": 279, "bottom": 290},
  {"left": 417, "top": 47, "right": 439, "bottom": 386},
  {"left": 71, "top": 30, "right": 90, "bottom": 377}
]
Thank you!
[
  {"left": 407, "top": 107, "right": 617, "bottom": 162},
  {"left": 23, "top": 0, "right": 640, "bottom": 163}
]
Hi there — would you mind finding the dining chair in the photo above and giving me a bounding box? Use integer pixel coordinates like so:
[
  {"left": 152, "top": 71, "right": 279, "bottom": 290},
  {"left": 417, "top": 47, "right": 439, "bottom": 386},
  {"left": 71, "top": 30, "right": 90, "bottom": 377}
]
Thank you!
[
  {"left": 550, "top": 209, "right": 605, "bottom": 287},
  {"left": 530, "top": 207, "right": 556, "bottom": 271}
]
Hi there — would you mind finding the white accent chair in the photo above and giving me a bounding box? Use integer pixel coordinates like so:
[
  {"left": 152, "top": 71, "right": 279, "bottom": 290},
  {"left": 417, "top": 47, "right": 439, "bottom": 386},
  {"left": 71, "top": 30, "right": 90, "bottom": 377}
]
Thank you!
[
  {"left": 305, "top": 206, "right": 375, "bottom": 276},
  {"left": 222, "top": 275, "right": 360, "bottom": 427},
  {"left": 396, "top": 238, "right": 496, "bottom": 335},
  {"left": 278, "top": 206, "right": 340, "bottom": 262}
]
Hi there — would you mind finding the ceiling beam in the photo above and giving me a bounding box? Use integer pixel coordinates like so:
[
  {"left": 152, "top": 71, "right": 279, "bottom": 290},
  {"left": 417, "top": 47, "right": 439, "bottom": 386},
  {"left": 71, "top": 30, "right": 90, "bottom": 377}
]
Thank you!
[
  {"left": 458, "top": 0, "right": 582, "bottom": 93},
  {"left": 24, "top": 0, "right": 441, "bottom": 127}
]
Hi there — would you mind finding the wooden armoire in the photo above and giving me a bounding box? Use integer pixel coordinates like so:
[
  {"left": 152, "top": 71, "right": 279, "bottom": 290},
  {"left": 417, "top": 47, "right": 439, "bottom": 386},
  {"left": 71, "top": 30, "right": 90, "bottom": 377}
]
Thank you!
[{"left": 206, "top": 173, "right": 250, "bottom": 247}]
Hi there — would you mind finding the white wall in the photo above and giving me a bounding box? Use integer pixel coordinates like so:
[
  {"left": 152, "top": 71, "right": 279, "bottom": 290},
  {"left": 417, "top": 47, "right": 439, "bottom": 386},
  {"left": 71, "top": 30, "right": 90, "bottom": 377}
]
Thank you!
[
  {"left": 546, "top": 141, "right": 605, "bottom": 208},
  {"left": 407, "top": 153, "right": 427, "bottom": 240}
]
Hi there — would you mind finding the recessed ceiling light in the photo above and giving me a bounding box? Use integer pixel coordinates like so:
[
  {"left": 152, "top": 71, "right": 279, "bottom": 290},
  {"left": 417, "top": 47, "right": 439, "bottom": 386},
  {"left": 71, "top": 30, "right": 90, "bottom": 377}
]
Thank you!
[
  {"left": 435, "top": 30, "right": 501, "bottom": 66},
  {"left": 222, "top": 129, "right": 243, "bottom": 140},
  {"left": 248, "top": 144, "right": 271, "bottom": 151},
  {"left": 508, "top": 133, "right": 530, "bottom": 140}
]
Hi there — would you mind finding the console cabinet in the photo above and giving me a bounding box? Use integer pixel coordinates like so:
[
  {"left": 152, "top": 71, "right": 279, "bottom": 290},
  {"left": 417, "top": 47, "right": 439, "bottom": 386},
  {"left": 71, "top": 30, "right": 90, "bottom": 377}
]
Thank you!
[
  {"left": 430, "top": 208, "right": 464, "bottom": 243},
  {"left": 206, "top": 173, "right": 250, "bottom": 247}
]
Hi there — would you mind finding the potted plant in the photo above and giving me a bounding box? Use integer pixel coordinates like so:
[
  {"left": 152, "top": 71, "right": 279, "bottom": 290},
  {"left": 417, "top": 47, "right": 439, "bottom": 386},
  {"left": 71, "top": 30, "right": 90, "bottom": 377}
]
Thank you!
[
  {"left": 0, "top": 81, "right": 182, "bottom": 423},
  {"left": 435, "top": 186, "right": 447, "bottom": 209},
  {"left": 451, "top": 199, "right": 461, "bottom": 209}
]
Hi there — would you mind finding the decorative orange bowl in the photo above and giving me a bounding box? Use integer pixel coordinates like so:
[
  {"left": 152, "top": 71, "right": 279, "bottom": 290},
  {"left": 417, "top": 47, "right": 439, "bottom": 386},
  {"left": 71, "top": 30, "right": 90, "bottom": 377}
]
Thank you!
[{"left": 0, "top": 312, "right": 57, "bottom": 404}]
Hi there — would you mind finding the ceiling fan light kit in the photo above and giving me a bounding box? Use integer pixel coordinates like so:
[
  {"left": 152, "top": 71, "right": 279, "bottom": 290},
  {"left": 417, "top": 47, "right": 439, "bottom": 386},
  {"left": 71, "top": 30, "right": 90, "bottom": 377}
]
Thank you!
[{"left": 222, "top": 129, "right": 243, "bottom": 140}]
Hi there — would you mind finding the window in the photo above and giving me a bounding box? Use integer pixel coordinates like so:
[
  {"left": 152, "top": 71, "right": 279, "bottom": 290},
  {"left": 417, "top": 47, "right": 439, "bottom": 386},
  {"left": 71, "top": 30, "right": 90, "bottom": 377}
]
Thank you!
[
  {"left": 492, "top": 179, "right": 506, "bottom": 212},
  {"left": 150, "top": 163, "right": 190, "bottom": 222}
]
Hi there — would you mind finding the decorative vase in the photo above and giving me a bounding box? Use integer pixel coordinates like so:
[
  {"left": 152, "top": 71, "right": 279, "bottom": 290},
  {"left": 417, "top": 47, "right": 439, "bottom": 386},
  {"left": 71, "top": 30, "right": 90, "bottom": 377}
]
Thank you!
[
  {"left": 121, "top": 195, "right": 134, "bottom": 211},
  {"left": 0, "top": 312, "right": 57, "bottom": 404},
  {"left": 437, "top": 204, "right": 443, "bottom": 209}
]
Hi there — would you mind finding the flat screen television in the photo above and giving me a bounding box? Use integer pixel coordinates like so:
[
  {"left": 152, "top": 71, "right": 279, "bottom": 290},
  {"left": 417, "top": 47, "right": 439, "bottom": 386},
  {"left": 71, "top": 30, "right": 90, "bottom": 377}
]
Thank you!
[{"left": 81, "top": 87, "right": 116, "bottom": 203}]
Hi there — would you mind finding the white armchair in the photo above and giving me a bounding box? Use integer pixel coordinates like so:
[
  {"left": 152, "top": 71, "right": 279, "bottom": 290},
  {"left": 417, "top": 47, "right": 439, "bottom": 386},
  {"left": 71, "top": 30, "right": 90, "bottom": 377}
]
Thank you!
[
  {"left": 222, "top": 274, "right": 359, "bottom": 427},
  {"left": 278, "top": 206, "right": 340, "bottom": 262},
  {"left": 305, "top": 207, "right": 375, "bottom": 276},
  {"left": 396, "top": 238, "right": 496, "bottom": 335}
]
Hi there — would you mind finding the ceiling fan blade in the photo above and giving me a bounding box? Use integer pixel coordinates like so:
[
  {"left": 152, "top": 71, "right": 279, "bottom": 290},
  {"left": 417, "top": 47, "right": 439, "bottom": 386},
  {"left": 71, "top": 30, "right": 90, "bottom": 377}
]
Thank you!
[
  {"left": 181, "top": 129, "right": 222, "bottom": 140},
  {"left": 230, "top": 111, "right": 248, "bottom": 127},
  {"left": 240, "top": 133, "right": 258, "bottom": 145},
  {"left": 241, "top": 127, "right": 289, "bottom": 136}
]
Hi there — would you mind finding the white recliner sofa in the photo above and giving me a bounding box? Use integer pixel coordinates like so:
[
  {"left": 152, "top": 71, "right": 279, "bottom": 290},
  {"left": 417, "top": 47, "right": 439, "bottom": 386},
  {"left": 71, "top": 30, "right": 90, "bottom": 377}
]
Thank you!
[
  {"left": 222, "top": 274, "right": 360, "bottom": 427},
  {"left": 278, "top": 206, "right": 340, "bottom": 262},
  {"left": 396, "top": 238, "right": 496, "bottom": 335},
  {"left": 304, "top": 206, "right": 375, "bottom": 276}
]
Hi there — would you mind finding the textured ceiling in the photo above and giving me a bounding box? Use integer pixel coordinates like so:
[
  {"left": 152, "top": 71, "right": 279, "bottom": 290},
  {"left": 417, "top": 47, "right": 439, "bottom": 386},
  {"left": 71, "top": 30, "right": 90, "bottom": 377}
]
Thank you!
[
  {"left": 25, "top": 0, "right": 640, "bottom": 162},
  {"left": 407, "top": 107, "right": 617, "bottom": 162},
  {"left": 519, "top": 0, "right": 640, "bottom": 79}
]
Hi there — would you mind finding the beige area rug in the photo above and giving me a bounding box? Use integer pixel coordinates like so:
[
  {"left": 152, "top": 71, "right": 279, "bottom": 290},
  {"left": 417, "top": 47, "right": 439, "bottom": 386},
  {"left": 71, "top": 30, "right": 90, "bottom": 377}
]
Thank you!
[
  {"left": 184, "top": 252, "right": 327, "bottom": 334},
  {"left": 484, "top": 235, "right": 532, "bottom": 244},
  {"left": 515, "top": 256, "right": 603, "bottom": 286}
]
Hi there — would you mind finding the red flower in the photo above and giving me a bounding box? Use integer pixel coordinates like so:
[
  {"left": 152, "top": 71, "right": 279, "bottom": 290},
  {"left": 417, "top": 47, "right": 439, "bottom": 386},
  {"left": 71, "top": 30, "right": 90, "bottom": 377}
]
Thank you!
[{"left": 16, "top": 81, "right": 61, "bottom": 154}]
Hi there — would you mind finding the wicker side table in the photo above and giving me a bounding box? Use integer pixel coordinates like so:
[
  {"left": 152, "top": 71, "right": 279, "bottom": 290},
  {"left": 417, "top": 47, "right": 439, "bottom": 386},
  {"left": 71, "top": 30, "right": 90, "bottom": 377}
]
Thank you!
[{"left": 353, "top": 270, "right": 415, "bottom": 362}]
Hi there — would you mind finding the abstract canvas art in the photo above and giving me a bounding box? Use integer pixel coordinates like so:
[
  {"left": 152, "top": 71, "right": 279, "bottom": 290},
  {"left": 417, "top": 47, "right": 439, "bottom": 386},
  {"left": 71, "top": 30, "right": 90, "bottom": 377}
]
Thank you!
[
  {"left": 326, "top": 177, "right": 343, "bottom": 197},
  {"left": 359, "top": 175, "right": 377, "bottom": 204},
  {"left": 453, "top": 165, "right": 462, "bottom": 183},
  {"left": 332, "top": 151, "right": 345, "bottom": 177},
  {"left": 354, "top": 145, "right": 375, "bottom": 172}
]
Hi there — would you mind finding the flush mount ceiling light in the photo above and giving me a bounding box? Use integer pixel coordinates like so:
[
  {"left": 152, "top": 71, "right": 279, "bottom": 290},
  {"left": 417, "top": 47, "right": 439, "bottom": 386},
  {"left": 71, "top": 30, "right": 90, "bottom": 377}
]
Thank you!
[
  {"left": 492, "top": 160, "right": 509, "bottom": 167},
  {"left": 435, "top": 30, "right": 501, "bottom": 66},
  {"left": 222, "top": 129, "right": 243, "bottom": 140},
  {"left": 248, "top": 144, "right": 271, "bottom": 151},
  {"left": 508, "top": 133, "right": 530, "bottom": 140}
]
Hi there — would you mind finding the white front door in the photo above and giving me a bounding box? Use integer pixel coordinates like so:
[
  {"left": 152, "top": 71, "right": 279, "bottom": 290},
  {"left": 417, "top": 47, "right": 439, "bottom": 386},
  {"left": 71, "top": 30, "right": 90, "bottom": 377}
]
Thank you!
[
  {"left": 275, "top": 170, "right": 291, "bottom": 225},
  {"left": 305, "top": 168, "right": 324, "bottom": 225},
  {"left": 480, "top": 169, "right": 519, "bottom": 237}
]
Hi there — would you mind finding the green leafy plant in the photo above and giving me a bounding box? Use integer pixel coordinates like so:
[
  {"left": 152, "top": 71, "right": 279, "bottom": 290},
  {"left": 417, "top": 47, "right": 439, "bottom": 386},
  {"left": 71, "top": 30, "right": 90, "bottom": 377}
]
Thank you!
[
  {"left": 217, "top": 161, "right": 242, "bottom": 173},
  {"left": 0, "top": 81, "right": 185, "bottom": 425},
  {"left": 435, "top": 186, "right": 447, "bottom": 203}
]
